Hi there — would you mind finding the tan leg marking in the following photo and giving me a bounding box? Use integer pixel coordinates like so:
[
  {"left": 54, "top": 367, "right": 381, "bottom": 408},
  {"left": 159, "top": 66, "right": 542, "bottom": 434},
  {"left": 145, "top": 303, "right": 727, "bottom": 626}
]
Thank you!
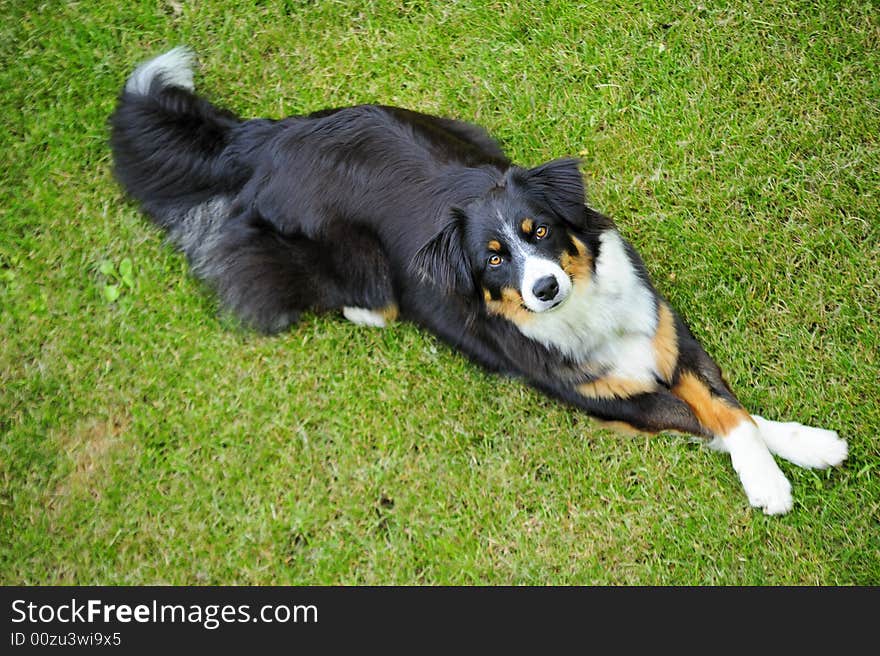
[
  {"left": 672, "top": 372, "right": 753, "bottom": 436},
  {"left": 577, "top": 376, "right": 657, "bottom": 400},
  {"left": 652, "top": 301, "right": 679, "bottom": 384},
  {"left": 597, "top": 420, "right": 654, "bottom": 436},
  {"left": 379, "top": 303, "right": 399, "bottom": 323}
]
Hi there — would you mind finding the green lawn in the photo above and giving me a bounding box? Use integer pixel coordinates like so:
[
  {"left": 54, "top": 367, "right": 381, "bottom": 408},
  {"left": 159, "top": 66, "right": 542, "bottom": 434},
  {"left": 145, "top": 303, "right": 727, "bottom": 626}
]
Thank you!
[{"left": 1, "top": 0, "right": 878, "bottom": 585}]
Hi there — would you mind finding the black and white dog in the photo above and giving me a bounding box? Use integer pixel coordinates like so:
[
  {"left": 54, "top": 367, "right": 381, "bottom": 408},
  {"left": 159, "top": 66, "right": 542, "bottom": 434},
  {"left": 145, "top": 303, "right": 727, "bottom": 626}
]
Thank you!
[{"left": 110, "top": 48, "right": 847, "bottom": 514}]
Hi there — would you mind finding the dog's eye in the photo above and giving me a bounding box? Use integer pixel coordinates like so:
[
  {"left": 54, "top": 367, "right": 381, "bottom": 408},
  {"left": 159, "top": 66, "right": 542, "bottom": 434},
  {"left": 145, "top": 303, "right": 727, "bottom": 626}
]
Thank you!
[
  {"left": 535, "top": 225, "right": 550, "bottom": 240},
  {"left": 488, "top": 254, "right": 503, "bottom": 267}
]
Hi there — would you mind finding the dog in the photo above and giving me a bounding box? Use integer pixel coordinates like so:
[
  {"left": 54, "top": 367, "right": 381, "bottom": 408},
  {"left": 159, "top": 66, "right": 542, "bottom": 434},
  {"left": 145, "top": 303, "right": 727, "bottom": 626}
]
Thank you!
[{"left": 110, "top": 47, "right": 847, "bottom": 515}]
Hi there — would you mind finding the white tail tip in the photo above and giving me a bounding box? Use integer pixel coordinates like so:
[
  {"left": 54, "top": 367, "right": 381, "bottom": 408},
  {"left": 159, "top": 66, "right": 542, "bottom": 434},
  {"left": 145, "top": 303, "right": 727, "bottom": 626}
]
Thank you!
[{"left": 125, "top": 46, "right": 196, "bottom": 95}]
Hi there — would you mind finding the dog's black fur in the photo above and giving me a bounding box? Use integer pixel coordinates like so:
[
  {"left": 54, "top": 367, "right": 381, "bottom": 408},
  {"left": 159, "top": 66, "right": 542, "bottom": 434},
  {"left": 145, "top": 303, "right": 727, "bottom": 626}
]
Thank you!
[
  {"left": 112, "top": 60, "right": 699, "bottom": 431},
  {"left": 109, "top": 49, "right": 846, "bottom": 514}
]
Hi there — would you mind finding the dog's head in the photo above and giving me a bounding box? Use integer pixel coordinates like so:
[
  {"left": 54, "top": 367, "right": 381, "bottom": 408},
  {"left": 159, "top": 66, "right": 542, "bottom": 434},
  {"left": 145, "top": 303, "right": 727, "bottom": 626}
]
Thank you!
[{"left": 411, "top": 158, "right": 594, "bottom": 323}]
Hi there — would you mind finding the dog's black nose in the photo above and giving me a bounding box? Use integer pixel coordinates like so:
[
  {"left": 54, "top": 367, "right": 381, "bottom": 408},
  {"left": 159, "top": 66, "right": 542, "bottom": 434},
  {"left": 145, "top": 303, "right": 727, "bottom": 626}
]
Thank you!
[{"left": 532, "top": 276, "right": 559, "bottom": 302}]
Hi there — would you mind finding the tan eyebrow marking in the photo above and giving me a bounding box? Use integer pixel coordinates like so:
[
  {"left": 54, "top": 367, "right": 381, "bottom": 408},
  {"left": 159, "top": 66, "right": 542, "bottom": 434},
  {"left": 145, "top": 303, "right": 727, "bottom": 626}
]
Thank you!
[
  {"left": 521, "top": 218, "right": 534, "bottom": 234},
  {"left": 487, "top": 240, "right": 502, "bottom": 252}
]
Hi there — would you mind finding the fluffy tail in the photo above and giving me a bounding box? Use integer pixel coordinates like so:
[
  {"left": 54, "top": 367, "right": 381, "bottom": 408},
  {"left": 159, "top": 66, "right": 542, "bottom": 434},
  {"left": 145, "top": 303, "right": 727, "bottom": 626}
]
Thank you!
[{"left": 109, "top": 47, "right": 248, "bottom": 227}]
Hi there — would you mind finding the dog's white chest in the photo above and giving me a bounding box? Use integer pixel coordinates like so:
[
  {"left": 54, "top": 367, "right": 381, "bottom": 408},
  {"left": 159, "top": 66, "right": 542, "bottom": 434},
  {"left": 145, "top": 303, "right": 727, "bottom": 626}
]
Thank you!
[{"left": 517, "top": 230, "right": 660, "bottom": 382}]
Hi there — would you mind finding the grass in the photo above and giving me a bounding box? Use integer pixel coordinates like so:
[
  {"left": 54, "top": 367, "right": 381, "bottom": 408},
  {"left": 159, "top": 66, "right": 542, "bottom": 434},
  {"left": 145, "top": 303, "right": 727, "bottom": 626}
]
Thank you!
[{"left": 1, "top": 0, "right": 878, "bottom": 585}]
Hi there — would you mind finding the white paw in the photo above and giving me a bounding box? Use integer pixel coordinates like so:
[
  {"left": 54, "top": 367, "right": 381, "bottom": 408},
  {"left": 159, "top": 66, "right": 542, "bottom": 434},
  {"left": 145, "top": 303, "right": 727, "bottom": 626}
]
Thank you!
[
  {"left": 724, "top": 422, "right": 793, "bottom": 515},
  {"left": 752, "top": 415, "right": 848, "bottom": 470},
  {"left": 735, "top": 453, "right": 793, "bottom": 515},
  {"left": 342, "top": 306, "right": 387, "bottom": 328}
]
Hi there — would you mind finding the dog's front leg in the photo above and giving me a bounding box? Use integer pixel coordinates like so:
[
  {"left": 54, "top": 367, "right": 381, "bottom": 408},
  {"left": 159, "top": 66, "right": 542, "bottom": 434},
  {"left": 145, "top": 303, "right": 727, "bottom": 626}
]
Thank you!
[
  {"left": 668, "top": 372, "right": 795, "bottom": 515},
  {"left": 566, "top": 383, "right": 794, "bottom": 514},
  {"left": 668, "top": 337, "right": 847, "bottom": 513}
]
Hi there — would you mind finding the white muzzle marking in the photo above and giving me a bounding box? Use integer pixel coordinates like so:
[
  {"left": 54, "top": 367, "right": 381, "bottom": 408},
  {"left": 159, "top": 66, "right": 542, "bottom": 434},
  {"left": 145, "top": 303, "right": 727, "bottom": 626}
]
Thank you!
[{"left": 520, "top": 256, "right": 571, "bottom": 313}]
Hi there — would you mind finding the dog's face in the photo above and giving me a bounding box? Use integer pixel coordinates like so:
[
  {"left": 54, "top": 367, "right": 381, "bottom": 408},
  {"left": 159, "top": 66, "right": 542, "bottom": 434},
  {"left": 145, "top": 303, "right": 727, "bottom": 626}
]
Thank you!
[
  {"left": 467, "top": 193, "right": 582, "bottom": 317},
  {"left": 412, "top": 158, "right": 593, "bottom": 324}
]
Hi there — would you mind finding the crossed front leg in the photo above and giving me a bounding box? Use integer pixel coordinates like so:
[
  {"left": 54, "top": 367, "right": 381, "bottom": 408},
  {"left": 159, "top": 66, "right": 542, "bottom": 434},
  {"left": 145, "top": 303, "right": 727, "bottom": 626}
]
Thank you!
[{"left": 567, "top": 346, "right": 847, "bottom": 515}]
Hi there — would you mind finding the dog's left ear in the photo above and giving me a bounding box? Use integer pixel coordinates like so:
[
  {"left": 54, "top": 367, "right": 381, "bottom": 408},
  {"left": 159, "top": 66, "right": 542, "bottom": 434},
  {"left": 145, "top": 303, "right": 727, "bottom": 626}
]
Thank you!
[
  {"left": 513, "top": 158, "right": 586, "bottom": 227},
  {"left": 409, "top": 209, "right": 474, "bottom": 295}
]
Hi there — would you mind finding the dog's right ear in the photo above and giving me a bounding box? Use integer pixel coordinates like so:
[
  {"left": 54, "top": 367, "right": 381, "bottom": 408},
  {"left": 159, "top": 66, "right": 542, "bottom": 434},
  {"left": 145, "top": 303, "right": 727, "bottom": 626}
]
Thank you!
[
  {"left": 409, "top": 209, "right": 473, "bottom": 295},
  {"left": 513, "top": 158, "right": 586, "bottom": 228}
]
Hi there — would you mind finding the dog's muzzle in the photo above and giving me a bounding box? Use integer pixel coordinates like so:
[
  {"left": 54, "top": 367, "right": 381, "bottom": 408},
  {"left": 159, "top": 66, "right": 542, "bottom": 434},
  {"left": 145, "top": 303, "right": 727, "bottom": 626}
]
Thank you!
[{"left": 521, "top": 258, "right": 571, "bottom": 312}]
